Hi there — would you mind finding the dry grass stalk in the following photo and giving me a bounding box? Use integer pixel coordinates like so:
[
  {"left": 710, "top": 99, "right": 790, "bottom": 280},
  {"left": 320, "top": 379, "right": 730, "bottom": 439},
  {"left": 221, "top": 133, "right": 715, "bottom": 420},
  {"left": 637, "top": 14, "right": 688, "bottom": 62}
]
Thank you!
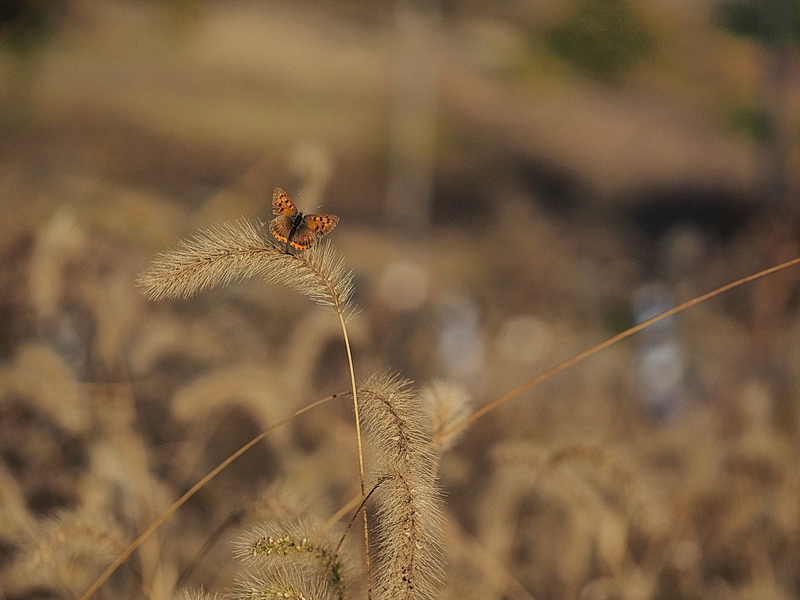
[{"left": 359, "top": 371, "right": 444, "bottom": 600}]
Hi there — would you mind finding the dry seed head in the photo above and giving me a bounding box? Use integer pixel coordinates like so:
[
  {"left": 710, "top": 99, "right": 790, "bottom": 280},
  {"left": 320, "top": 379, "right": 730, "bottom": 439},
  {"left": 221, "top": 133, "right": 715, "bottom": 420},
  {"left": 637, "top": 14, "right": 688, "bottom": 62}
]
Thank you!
[
  {"left": 371, "top": 471, "right": 445, "bottom": 600},
  {"left": 137, "top": 220, "right": 353, "bottom": 313},
  {"left": 235, "top": 520, "right": 346, "bottom": 598},
  {"left": 359, "top": 371, "right": 437, "bottom": 478},
  {"left": 1, "top": 343, "right": 89, "bottom": 435},
  {"left": 173, "top": 589, "right": 226, "bottom": 600},
  {"left": 17, "top": 508, "right": 125, "bottom": 594},
  {"left": 419, "top": 379, "right": 472, "bottom": 451},
  {"left": 358, "top": 371, "right": 444, "bottom": 600},
  {"left": 233, "top": 564, "right": 339, "bottom": 600}
]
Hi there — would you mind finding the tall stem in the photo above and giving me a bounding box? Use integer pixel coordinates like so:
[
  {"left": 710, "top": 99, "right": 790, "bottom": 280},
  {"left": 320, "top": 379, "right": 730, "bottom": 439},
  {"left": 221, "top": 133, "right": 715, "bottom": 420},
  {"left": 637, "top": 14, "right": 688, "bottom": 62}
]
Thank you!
[{"left": 338, "top": 311, "right": 372, "bottom": 600}]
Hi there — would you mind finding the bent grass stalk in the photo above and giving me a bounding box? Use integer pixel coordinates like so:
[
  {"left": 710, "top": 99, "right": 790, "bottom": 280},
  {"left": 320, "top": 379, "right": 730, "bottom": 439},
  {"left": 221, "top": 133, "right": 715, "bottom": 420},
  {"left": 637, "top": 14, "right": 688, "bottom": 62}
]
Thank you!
[
  {"left": 315, "top": 480, "right": 385, "bottom": 599},
  {"left": 78, "top": 395, "right": 337, "bottom": 600},
  {"left": 433, "top": 255, "right": 800, "bottom": 446}
]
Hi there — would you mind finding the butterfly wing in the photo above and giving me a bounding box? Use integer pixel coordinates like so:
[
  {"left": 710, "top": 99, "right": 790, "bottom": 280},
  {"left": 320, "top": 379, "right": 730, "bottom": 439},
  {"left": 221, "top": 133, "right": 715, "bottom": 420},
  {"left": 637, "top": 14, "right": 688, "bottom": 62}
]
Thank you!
[
  {"left": 303, "top": 214, "right": 339, "bottom": 237},
  {"left": 287, "top": 224, "right": 319, "bottom": 250},
  {"left": 269, "top": 215, "right": 295, "bottom": 243},
  {"left": 272, "top": 188, "right": 298, "bottom": 216},
  {"left": 287, "top": 215, "right": 339, "bottom": 250}
]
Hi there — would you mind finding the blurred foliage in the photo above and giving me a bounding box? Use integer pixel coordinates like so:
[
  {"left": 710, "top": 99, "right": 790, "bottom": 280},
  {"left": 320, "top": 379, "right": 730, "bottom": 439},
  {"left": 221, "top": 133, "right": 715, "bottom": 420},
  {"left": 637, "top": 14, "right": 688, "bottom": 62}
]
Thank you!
[
  {"left": 717, "top": 0, "right": 800, "bottom": 46},
  {"left": 543, "top": 0, "right": 655, "bottom": 80},
  {"left": 728, "top": 105, "right": 775, "bottom": 141},
  {"left": 0, "top": 0, "right": 65, "bottom": 55}
]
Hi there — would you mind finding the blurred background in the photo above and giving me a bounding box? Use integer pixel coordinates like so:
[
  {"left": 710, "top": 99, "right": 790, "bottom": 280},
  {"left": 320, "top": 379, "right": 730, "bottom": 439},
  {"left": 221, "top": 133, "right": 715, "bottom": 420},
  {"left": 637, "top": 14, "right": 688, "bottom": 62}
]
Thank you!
[{"left": 2, "top": 0, "right": 800, "bottom": 598}]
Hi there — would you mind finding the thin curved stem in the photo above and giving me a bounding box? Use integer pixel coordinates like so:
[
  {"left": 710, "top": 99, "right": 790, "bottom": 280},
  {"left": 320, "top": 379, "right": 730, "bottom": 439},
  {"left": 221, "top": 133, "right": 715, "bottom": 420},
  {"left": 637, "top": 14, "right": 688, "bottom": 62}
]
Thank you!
[
  {"left": 316, "top": 479, "right": 385, "bottom": 599},
  {"left": 78, "top": 395, "right": 336, "bottom": 600},
  {"left": 434, "top": 255, "right": 800, "bottom": 444},
  {"left": 338, "top": 310, "right": 372, "bottom": 600}
]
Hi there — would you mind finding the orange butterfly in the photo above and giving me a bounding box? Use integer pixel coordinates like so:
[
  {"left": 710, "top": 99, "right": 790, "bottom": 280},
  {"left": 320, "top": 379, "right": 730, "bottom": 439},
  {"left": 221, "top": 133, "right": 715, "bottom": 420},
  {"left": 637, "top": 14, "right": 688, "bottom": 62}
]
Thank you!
[{"left": 269, "top": 188, "right": 340, "bottom": 251}]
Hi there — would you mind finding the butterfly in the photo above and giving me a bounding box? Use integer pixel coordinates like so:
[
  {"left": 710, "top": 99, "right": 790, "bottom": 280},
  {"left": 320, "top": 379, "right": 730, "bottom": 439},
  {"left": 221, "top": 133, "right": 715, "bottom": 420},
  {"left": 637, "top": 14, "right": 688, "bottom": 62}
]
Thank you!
[{"left": 268, "top": 187, "right": 340, "bottom": 251}]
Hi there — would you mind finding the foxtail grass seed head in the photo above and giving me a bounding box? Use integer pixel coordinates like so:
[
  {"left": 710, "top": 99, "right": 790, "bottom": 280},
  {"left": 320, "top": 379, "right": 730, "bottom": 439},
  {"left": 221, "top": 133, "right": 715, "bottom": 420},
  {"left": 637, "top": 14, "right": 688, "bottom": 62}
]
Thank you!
[
  {"left": 359, "top": 372, "right": 437, "bottom": 477},
  {"left": 359, "top": 371, "right": 445, "bottom": 600},
  {"left": 19, "top": 509, "right": 125, "bottom": 595},
  {"left": 235, "top": 520, "right": 346, "bottom": 598},
  {"left": 137, "top": 219, "right": 353, "bottom": 313},
  {"left": 173, "top": 589, "right": 225, "bottom": 600},
  {"left": 419, "top": 379, "right": 472, "bottom": 451},
  {"left": 234, "top": 565, "right": 339, "bottom": 600}
]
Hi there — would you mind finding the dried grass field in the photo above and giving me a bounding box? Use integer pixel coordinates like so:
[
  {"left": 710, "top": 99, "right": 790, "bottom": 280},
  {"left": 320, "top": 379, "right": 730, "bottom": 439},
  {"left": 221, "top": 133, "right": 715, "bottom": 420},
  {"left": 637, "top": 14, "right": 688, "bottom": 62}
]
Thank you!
[{"left": 2, "top": 1, "right": 800, "bottom": 599}]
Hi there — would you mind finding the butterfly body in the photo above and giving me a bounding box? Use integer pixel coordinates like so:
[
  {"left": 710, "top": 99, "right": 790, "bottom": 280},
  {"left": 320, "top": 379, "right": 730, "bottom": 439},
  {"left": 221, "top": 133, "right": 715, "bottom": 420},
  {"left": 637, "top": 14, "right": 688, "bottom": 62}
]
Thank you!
[{"left": 269, "top": 188, "right": 339, "bottom": 250}]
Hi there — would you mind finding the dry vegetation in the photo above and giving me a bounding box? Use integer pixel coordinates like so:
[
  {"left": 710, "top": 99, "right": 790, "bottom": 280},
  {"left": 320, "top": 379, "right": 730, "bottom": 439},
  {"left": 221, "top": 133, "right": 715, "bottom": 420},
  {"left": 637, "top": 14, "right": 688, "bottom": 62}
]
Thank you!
[{"left": 2, "top": 1, "right": 800, "bottom": 599}]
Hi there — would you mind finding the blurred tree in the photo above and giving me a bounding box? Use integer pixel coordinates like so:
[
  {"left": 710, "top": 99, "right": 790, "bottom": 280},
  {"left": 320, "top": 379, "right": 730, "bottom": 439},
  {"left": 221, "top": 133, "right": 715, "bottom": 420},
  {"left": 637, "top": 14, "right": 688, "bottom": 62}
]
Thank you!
[
  {"left": 717, "top": 0, "right": 800, "bottom": 212},
  {"left": 0, "top": 0, "right": 64, "bottom": 55},
  {"left": 0, "top": 0, "right": 68, "bottom": 117},
  {"left": 718, "top": 0, "right": 800, "bottom": 45},
  {"left": 544, "top": 0, "right": 655, "bottom": 80}
]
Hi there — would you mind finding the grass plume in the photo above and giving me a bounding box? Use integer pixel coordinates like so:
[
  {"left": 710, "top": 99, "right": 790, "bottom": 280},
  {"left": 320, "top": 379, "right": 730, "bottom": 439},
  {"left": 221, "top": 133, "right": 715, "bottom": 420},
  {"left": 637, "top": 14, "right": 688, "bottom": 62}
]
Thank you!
[
  {"left": 235, "top": 519, "right": 346, "bottom": 598},
  {"left": 359, "top": 371, "right": 444, "bottom": 600},
  {"left": 137, "top": 219, "right": 353, "bottom": 313},
  {"left": 18, "top": 508, "right": 127, "bottom": 597},
  {"left": 173, "top": 590, "right": 224, "bottom": 600},
  {"left": 234, "top": 565, "right": 339, "bottom": 600},
  {"left": 419, "top": 380, "right": 471, "bottom": 452}
]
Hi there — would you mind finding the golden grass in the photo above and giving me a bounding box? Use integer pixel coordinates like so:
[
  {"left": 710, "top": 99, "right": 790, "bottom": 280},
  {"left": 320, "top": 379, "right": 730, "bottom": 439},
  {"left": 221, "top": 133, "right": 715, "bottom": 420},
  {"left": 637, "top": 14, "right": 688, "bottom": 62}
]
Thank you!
[
  {"left": 2, "top": 125, "right": 800, "bottom": 600},
  {"left": 3, "top": 191, "right": 800, "bottom": 600}
]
